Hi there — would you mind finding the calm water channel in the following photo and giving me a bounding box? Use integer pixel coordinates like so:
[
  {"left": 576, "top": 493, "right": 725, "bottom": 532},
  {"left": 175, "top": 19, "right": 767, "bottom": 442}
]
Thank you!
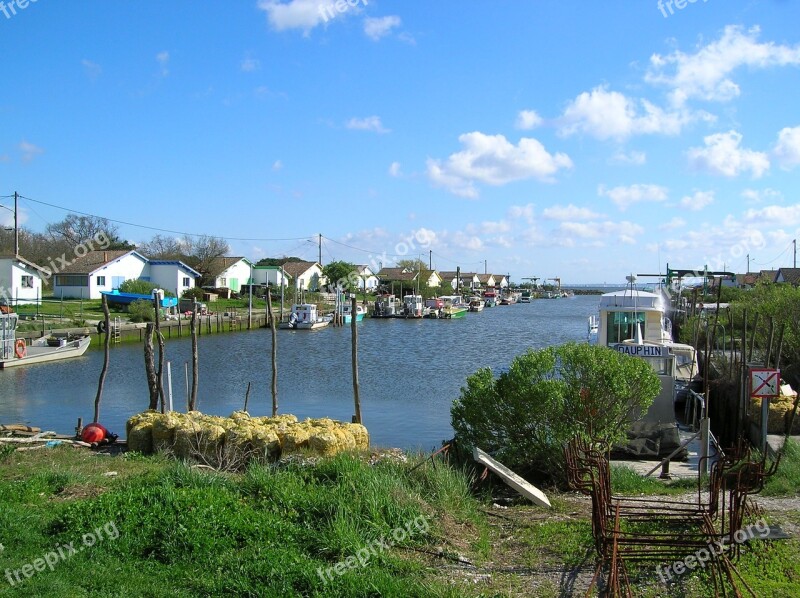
[{"left": 0, "top": 296, "right": 597, "bottom": 450}]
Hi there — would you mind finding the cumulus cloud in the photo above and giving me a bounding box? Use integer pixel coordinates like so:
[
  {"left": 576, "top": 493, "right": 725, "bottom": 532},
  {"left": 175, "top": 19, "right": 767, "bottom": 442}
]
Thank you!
[
  {"left": 258, "top": 0, "right": 333, "bottom": 34},
  {"left": 598, "top": 184, "right": 669, "bottom": 211},
  {"left": 388, "top": 162, "right": 402, "bottom": 177},
  {"left": 557, "top": 220, "right": 644, "bottom": 245},
  {"left": 610, "top": 150, "right": 647, "bottom": 166},
  {"left": 19, "top": 140, "right": 44, "bottom": 162},
  {"left": 741, "top": 188, "right": 783, "bottom": 204},
  {"left": 241, "top": 56, "right": 261, "bottom": 72},
  {"left": 346, "top": 116, "right": 390, "bottom": 134},
  {"left": 541, "top": 204, "right": 601, "bottom": 221},
  {"left": 679, "top": 190, "right": 715, "bottom": 212},
  {"left": 559, "top": 86, "right": 691, "bottom": 141},
  {"left": 427, "top": 132, "right": 572, "bottom": 198},
  {"left": 81, "top": 59, "right": 102, "bottom": 79},
  {"left": 646, "top": 25, "right": 800, "bottom": 107},
  {"left": 743, "top": 205, "right": 800, "bottom": 227},
  {"left": 687, "top": 130, "right": 770, "bottom": 178},
  {"left": 272, "top": 160, "right": 283, "bottom": 171},
  {"left": 659, "top": 217, "right": 687, "bottom": 231},
  {"left": 774, "top": 126, "right": 800, "bottom": 170},
  {"left": 363, "top": 16, "right": 401, "bottom": 41},
  {"left": 156, "top": 51, "right": 170, "bottom": 77},
  {"left": 508, "top": 204, "right": 536, "bottom": 225},
  {"left": 515, "top": 110, "right": 543, "bottom": 130}
]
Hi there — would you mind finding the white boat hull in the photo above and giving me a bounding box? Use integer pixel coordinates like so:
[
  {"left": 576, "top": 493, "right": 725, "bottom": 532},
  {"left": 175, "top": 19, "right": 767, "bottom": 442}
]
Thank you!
[{"left": 0, "top": 336, "right": 92, "bottom": 369}]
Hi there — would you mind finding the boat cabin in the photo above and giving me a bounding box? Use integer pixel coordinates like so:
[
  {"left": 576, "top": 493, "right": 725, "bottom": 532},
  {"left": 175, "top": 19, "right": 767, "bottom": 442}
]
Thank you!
[
  {"left": 289, "top": 303, "right": 319, "bottom": 324},
  {"left": 402, "top": 295, "right": 424, "bottom": 317},
  {"left": 597, "top": 289, "right": 672, "bottom": 347},
  {"left": 0, "top": 312, "right": 19, "bottom": 361},
  {"left": 374, "top": 294, "right": 399, "bottom": 317}
]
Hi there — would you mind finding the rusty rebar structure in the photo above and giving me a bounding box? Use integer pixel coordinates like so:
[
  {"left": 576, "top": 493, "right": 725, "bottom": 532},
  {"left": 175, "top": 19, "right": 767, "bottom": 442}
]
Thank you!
[{"left": 564, "top": 437, "right": 779, "bottom": 597}]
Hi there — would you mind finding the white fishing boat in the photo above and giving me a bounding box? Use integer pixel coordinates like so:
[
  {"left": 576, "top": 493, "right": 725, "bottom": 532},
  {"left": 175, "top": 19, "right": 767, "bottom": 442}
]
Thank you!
[
  {"left": 590, "top": 275, "right": 701, "bottom": 458},
  {"left": 279, "top": 304, "right": 331, "bottom": 330},
  {"left": 401, "top": 295, "right": 424, "bottom": 318},
  {"left": 468, "top": 296, "right": 484, "bottom": 312},
  {"left": 0, "top": 312, "right": 91, "bottom": 369}
]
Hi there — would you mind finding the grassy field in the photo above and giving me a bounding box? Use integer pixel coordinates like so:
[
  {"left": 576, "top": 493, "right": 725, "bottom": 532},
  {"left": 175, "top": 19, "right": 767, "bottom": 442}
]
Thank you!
[{"left": 1, "top": 442, "right": 799, "bottom": 597}]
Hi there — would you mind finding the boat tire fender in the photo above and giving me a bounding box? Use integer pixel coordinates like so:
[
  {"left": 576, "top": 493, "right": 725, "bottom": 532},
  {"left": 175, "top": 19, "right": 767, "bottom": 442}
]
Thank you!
[
  {"left": 97, "top": 320, "right": 107, "bottom": 334},
  {"left": 14, "top": 339, "right": 26, "bottom": 359}
]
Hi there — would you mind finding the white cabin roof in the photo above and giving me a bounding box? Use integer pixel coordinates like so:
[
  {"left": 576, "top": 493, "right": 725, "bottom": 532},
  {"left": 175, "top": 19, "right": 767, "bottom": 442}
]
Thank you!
[{"left": 598, "top": 289, "right": 665, "bottom": 312}]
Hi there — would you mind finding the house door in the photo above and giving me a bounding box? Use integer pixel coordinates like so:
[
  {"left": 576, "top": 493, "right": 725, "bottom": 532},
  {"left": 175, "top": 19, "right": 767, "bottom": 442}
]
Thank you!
[
  {"left": 230, "top": 278, "right": 240, "bottom": 292},
  {"left": 111, "top": 276, "right": 125, "bottom": 290}
]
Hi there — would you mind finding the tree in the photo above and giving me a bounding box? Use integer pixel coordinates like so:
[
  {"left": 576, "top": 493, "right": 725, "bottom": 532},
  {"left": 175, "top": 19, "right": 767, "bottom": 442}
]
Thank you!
[
  {"left": 396, "top": 258, "right": 427, "bottom": 272},
  {"left": 183, "top": 235, "right": 230, "bottom": 280},
  {"left": 256, "top": 256, "right": 305, "bottom": 267},
  {"left": 451, "top": 343, "right": 660, "bottom": 482},
  {"left": 46, "top": 214, "right": 122, "bottom": 247},
  {"left": 323, "top": 261, "right": 357, "bottom": 290},
  {"left": 137, "top": 234, "right": 188, "bottom": 260}
]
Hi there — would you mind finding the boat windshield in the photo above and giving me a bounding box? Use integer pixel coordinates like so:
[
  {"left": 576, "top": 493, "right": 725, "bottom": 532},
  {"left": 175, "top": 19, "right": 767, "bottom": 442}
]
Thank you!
[{"left": 606, "top": 311, "right": 645, "bottom": 344}]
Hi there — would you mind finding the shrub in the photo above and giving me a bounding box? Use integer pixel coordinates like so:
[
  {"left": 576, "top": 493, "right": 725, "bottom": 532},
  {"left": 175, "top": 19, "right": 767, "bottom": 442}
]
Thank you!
[
  {"left": 181, "top": 287, "right": 205, "bottom": 300},
  {"left": 128, "top": 299, "right": 155, "bottom": 323},
  {"left": 119, "top": 279, "right": 175, "bottom": 297},
  {"left": 450, "top": 342, "right": 661, "bottom": 482}
]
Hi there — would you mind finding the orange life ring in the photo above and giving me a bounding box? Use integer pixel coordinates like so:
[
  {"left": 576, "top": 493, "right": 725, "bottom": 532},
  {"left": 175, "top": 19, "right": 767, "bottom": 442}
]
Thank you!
[{"left": 14, "top": 339, "right": 26, "bottom": 359}]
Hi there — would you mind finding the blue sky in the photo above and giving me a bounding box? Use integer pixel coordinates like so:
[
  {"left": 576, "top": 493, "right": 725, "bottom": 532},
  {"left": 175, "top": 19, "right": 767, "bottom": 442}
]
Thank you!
[{"left": 1, "top": 0, "right": 799, "bottom": 283}]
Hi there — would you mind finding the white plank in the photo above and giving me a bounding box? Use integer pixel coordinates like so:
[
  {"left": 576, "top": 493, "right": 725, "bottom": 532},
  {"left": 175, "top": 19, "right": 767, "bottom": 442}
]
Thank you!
[{"left": 473, "top": 447, "right": 551, "bottom": 508}]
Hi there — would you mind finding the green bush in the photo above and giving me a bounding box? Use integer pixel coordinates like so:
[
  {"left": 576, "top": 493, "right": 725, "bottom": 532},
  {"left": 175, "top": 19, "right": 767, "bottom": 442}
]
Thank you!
[
  {"left": 451, "top": 342, "right": 661, "bottom": 482},
  {"left": 119, "top": 279, "right": 175, "bottom": 297},
  {"left": 128, "top": 299, "right": 155, "bottom": 323},
  {"left": 181, "top": 286, "right": 205, "bottom": 300}
]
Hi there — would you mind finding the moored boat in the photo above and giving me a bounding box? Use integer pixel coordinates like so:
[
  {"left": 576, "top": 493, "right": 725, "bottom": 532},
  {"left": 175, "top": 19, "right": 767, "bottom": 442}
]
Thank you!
[
  {"left": 401, "top": 295, "right": 425, "bottom": 318},
  {"left": 342, "top": 303, "right": 367, "bottom": 324},
  {"left": 279, "top": 304, "right": 331, "bottom": 330},
  {"left": 1, "top": 312, "right": 91, "bottom": 368},
  {"left": 468, "top": 296, "right": 484, "bottom": 312}
]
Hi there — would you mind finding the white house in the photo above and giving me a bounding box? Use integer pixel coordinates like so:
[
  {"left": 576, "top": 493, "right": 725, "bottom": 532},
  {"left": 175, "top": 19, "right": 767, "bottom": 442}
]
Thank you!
[
  {"left": 0, "top": 255, "right": 46, "bottom": 305},
  {"left": 53, "top": 250, "right": 149, "bottom": 300},
  {"left": 252, "top": 265, "right": 291, "bottom": 287},
  {"left": 282, "top": 261, "right": 324, "bottom": 291},
  {"left": 354, "top": 265, "right": 379, "bottom": 291},
  {"left": 204, "top": 257, "right": 254, "bottom": 292},
  {"left": 148, "top": 261, "right": 201, "bottom": 298},
  {"left": 440, "top": 271, "right": 480, "bottom": 292}
]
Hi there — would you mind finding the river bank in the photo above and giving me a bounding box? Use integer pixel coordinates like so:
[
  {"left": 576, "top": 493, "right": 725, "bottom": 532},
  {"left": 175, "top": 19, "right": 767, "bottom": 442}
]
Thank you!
[{"left": 1, "top": 444, "right": 799, "bottom": 596}]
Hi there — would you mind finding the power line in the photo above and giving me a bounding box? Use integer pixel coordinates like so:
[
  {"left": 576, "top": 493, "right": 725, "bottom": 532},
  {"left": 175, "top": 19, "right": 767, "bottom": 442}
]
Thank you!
[{"left": 17, "top": 194, "right": 312, "bottom": 242}]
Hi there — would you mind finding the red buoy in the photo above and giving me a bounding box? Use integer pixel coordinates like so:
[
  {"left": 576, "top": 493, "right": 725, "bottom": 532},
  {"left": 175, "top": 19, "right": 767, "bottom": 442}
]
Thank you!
[{"left": 81, "top": 423, "right": 107, "bottom": 443}]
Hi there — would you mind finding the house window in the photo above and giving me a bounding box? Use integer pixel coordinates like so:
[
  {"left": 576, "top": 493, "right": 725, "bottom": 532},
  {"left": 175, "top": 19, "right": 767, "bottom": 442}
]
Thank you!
[
  {"left": 55, "top": 275, "right": 89, "bottom": 287},
  {"left": 21, "top": 276, "right": 34, "bottom": 288},
  {"left": 97, "top": 276, "right": 106, "bottom": 286},
  {"left": 182, "top": 277, "right": 190, "bottom": 288},
  {"left": 220, "top": 278, "right": 227, "bottom": 287}
]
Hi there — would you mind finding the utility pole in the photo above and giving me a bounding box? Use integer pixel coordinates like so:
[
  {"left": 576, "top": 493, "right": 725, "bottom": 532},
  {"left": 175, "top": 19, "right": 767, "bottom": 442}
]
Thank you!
[
  {"left": 747, "top": 254, "right": 751, "bottom": 274},
  {"left": 318, "top": 233, "right": 322, "bottom": 266},
  {"left": 429, "top": 250, "right": 432, "bottom": 271},
  {"left": 13, "top": 191, "right": 19, "bottom": 257},
  {"left": 794, "top": 239, "right": 797, "bottom": 268},
  {"left": 484, "top": 260, "right": 487, "bottom": 275}
]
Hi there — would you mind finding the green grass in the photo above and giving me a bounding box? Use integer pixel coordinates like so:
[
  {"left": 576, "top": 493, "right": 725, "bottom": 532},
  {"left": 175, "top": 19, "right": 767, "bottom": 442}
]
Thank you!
[
  {"left": 763, "top": 438, "right": 800, "bottom": 496},
  {"left": 0, "top": 448, "right": 479, "bottom": 597},
  {"left": 610, "top": 465, "right": 702, "bottom": 495}
]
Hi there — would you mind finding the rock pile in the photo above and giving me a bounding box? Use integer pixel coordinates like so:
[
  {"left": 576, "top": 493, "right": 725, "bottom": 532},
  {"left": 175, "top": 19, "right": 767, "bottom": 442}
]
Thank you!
[{"left": 126, "top": 410, "right": 369, "bottom": 465}]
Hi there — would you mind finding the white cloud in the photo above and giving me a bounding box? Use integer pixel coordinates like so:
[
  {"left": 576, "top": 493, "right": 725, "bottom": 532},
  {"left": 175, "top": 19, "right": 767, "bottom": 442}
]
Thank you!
[
  {"left": 660, "top": 217, "right": 687, "bottom": 231},
  {"left": 363, "top": 16, "right": 401, "bottom": 41},
  {"left": 346, "top": 116, "right": 390, "bottom": 134},
  {"left": 257, "top": 0, "right": 332, "bottom": 34},
  {"left": 559, "top": 86, "right": 691, "bottom": 141},
  {"left": 687, "top": 130, "right": 770, "bottom": 178},
  {"left": 241, "top": 57, "right": 261, "bottom": 72},
  {"left": 156, "top": 51, "right": 170, "bottom": 76},
  {"left": 466, "top": 220, "right": 512, "bottom": 235},
  {"left": 743, "top": 205, "right": 800, "bottom": 227},
  {"left": 81, "top": 59, "right": 102, "bottom": 79},
  {"left": 19, "top": 140, "right": 44, "bottom": 162},
  {"left": 598, "top": 184, "right": 668, "bottom": 211},
  {"left": 388, "top": 162, "right": 402, "bottom": 177},
  {"left": 427, "top": 132, "right": 572, "bottom": 198},
  {"left": 541, "top": 204, "right": 601, "bottom": 221},
  {"left": 272, "top": 160, "right": 283, "bottom": 171},
  {"left": 558, "top": 220, "right": 644, "bottom": 244},
  {"left": 515, "top": 110, "right": 542, "bottom": 130},
  {"left": 741, "top": 188, "right": 783, "bottom": 204},
  {"left": 647, "top": 26, "right": 800, "bottom": 107},
  {"left": 774, "top": 126, "right": 800, "bottom": 170},
  {"left": 679, "top": 190, "right": 715, "bottom": 212},
  {"left": 508, "top": 204, "right": 536, "bottom": 225},
  {"left": 610, "top": 150, "right": 647, "bottom": 166}
]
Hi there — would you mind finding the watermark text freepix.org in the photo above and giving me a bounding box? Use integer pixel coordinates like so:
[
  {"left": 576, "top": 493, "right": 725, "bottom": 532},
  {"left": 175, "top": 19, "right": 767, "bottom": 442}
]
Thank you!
[
  {"left": 40, "top": 231, "right": 111, "bottom": 280},
  {"left": 318, "top": 0, "right": 367, "bottom": 24},
  {"left": 317, "top": 515, "right": 429, "bottom": 583},
  {"left": 4, "top": 521, "right": 119, "bottom": 587},
  {"left": 658, "top": 0, "right": 709, "bottom": 18},
  {"left": 656, "top": 519, "right": 769, "bottom": 583},
  {"left": 0, "top": 0, "right": 39, "bottom": 20}
]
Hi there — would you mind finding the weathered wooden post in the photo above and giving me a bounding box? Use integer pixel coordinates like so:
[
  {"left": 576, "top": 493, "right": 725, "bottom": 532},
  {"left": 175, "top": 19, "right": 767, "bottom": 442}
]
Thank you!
[
  {"left": 189, "top": 301, "right": 199, "bottom": 411},
  {"left": 351, "top": 295, "right": 362, "bottom": 424},
  {"left": 93, "top": 294, "right": 110, "bottom": 423},
  {"left": 267, "top": 290, "right": 278, "bottom": 416}
]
